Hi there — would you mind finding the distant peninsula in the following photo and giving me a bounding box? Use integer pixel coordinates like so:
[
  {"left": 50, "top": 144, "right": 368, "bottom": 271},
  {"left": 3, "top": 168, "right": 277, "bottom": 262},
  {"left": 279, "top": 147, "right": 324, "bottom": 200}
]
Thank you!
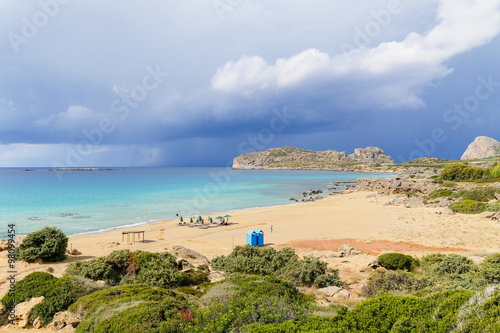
[{"left": 232, "top": 146, "right": 394, "bottom": 171}]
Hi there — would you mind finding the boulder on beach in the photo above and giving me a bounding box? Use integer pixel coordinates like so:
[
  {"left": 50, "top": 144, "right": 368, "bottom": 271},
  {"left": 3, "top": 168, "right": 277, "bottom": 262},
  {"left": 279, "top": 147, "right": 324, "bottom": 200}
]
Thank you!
[{"left": 13, "top": 296, "right": 45, "bottom": 328}]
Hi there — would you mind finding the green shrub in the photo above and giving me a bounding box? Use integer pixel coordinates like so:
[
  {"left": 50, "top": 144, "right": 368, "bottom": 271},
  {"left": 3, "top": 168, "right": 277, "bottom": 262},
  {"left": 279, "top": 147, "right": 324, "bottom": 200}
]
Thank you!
[
  {"left": 279, "top": 257, "right": 338, "bottom": 287},
  {"left": 488, "top": 163, "right": 500, "bottom": 177},
  {"left": 0, "top": 272, "right": 92, "bottom": 327},
  {"left": 178, "top": 275, "right": 309, "bottom": 332},
  {"left": 442, "top": 181, "right": 457, "bottom": 187},
  {"left": 418, "top": 253, "right": 484, "bottom": 291},
  {"left": 452, "top": 187, "right": 500, "bottom": 202},
  {"left": 66, "top": 257, "right": 118, "bottom": 285},
  {"left": 360, "top": 270, "right": 428, "bottom": 297},
  {"left": 240, "top": 290, "right": 475, "bottom": 333},
  {"left": 441, "top": 163, "right": 485, "bottom": 181},
  {"left": 211, "top": 245, "right": 344, "bottom": 287},
  {"left": 378, "top": 253, "right": 419, "bottom": 271},
  {"left": 17, "top": 227, "right": 68, "bottom": 262},
  {"left": 177, "top": 269, "right": 210, "bottom": 286},
  {"left": 107, "top": 249, "right": 132, "bottom": 274},
  {"left": 450, "top": 199, "right": 485, "bottom": 214},
  {"left": 1, "top": 272, "right": 56, "bottom": 309},
  {"left": 429, "top": 189, "right": 453, "bottom": 199},
  {"left": 30, "top": 276, "right": 79, "bottom": 326},
  {"left": 135, "top": 258, "right": 181, "bottom": 288},
  {"left": 70, "top": 284, "right": 189, "bottom": 333},
  {"left": 314, "top": 273, "right": 344, "bottom": 289},
  {"left": 485, "top": 201, "right": 500, "bottom": 212},
  {"left": 433, "top": 177, "right": 444, "bottom": 184},
  {"left": 65, "top": 250, "right": 183, "bottom": 287},
  {"left": 422, "top": 253, "right": 475, "bottom": 276},
  {"left": 176, "top": 287, "right": 202, "bottom": 297},
  {"left": 454, "top": 285, "right": 500, "bottom": 332},
  {"left": 479, "top": 253, "right": 500, "bottom": 284}
]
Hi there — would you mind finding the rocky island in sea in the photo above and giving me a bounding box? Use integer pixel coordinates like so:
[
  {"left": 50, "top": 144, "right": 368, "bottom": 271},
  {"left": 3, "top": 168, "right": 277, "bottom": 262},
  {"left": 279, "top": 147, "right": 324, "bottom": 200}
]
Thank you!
[{"left": 48, "top": 168, "right": 118, "bottom": 171}]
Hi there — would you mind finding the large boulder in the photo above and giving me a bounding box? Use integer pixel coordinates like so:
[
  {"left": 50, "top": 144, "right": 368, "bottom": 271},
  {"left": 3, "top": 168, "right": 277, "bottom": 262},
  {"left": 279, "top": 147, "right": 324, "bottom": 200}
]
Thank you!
[
  {"left": 0, "top": 239, "right": 10, "bottom": 251},
  {"left": 169, "top": 245, "right": 210, "bottom": 270},
  {"left": 404, "top": 196, "right": 425, "bottom": 208},
  {"left": 317, "top": 286, "right": 342, "bottom": 297},
  {"left": 461, "top": 136, "right": 500, "bottom": 160},
  {"left": 332, "top": 289, "right": 351, "bottom": 300},
  {"left": 46, "top": 311, "right": 82, "bottom": 331},
  {"left": 337, "top": 244, "right": 353, "bottom": 257},
  {"left": 13, "top": 296, "right": 45, "bottom": 328}
]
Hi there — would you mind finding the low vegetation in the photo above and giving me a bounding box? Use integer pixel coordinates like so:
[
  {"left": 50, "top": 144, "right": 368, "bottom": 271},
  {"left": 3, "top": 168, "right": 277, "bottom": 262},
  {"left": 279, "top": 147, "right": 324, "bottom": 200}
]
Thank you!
[
  {"left": 452, "top": 187, "right": 500, "bottom": 202},
  {"left": 65, "top": 249, "right": 208, "bottom": 288},
  {"left": 1, "top": 272, "right": 104, "bottom": 327},
  {"left": 211, "top": 245, "right": 344, "bottom": 288},
  {"left": 361, "top": 253, "right": 500, "bottom": 298},
  {"left": 424, "top": 183, "right": 500, "bottom": 214},
  {"left": 440, "top": 163, "right": 485, "bottom": 181},
  {"left": 450, "top": 199, "right": 487, "bottom": 214},
  {"left": 70, "top": 284, "right": 190, "bottom": 333},
  {"left": 5, "top": 223, "right": 500, "bottom": 332},
  {"left": 244, "top": 290, "right": 483, "bottom": 332},
  {"left": 17, "top": 227, "right": 68, "bottom": 262},
  {"left": 377, "top": 253, "right": 419, "bottom": 271},
  {"left": 429, "top": 189, "right": 453, "bottom": 198}
]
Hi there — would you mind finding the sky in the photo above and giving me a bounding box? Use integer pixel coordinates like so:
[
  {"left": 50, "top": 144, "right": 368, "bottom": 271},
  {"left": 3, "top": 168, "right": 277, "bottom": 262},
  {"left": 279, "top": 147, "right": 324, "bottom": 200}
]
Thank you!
[{"left": 1, "top": 0, "right": 500, "bottom": 167}]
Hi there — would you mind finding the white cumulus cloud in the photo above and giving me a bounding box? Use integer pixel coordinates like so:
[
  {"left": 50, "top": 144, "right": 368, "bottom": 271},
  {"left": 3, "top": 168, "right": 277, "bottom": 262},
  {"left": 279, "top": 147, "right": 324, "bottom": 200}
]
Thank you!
[{"left": 211, "top": 0, "right": 500, "bottom": 109}]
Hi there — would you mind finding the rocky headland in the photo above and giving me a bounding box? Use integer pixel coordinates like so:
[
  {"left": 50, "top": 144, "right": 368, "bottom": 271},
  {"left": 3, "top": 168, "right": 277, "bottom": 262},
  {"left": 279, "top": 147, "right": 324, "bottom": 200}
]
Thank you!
[
  {"left": 232, "top": 146, "right": 394, "bottom": 171},
  {"left": 461, "top": 136, "right": 500, "bottom": 160}
]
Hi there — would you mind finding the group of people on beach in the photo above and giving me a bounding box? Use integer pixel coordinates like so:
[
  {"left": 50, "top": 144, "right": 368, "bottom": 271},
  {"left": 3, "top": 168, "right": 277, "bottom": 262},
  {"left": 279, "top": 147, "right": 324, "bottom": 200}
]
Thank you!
[{"left": 176, "top": 212, "right": 229, "bottom": 226}]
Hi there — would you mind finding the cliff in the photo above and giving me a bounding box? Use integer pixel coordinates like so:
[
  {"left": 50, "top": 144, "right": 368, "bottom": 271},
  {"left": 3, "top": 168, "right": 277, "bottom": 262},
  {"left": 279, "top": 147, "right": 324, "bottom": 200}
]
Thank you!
[
  {"left": 232, "top": 146, "right": 394, "bottom": 170},
  {"left": 461, "top": 136, "right": 500, "bottom": 160}
]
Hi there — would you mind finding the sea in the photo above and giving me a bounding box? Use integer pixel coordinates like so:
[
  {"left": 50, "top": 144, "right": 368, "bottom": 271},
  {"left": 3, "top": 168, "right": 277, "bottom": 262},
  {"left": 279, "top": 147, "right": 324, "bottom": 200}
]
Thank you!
[{"left": 0, "top": 167, "right": 394, "bottom": 236}]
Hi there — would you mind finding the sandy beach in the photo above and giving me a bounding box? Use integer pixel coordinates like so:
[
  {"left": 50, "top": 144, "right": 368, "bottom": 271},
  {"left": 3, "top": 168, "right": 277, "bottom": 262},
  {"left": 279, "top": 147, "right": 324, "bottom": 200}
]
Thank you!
[{"left": 2, "top": 190, "right": 500, "bottom": 295}]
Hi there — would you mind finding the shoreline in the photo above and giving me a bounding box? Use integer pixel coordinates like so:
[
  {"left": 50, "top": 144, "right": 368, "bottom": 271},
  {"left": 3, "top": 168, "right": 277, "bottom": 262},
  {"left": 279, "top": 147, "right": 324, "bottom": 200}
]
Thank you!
[
  {"left": 2, "top": 168, "right": 398, "bottom": 237},
  {"left": 66, "top": 188, "right": 500, "bottom": 255},
  {"left": 66, "top": 201, "right": 303, "bottom": 238}
]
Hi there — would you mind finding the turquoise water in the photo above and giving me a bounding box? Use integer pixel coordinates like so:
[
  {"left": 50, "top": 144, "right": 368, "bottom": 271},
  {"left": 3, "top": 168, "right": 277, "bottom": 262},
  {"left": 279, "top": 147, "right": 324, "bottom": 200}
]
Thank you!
[{"left": 0, "top": 167, "right": 393, "bottom": 236}]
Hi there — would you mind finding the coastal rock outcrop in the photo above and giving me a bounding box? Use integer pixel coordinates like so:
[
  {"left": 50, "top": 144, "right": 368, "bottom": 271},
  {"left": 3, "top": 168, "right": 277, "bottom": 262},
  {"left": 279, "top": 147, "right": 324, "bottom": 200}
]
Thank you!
[
  {"left": 12, "top": 296, "right": 45, "bottom": 328},
  {"left": 46, "top": 311, "right": 82, "bottom": 331},
  {"left": 232, "top": 146, "right": 394, "bottom": 170},
  {"left": 169, "top": 245, "right": 210, "bottom": 270},
  {"left": 461, "top": 136, "right": 500, "bottom": 160},
  {"left": 356, "top": 177, "right": 438, "bottom": 196},
  {"left": 0, "top": 239, "right": 10, "bottom": 251}
]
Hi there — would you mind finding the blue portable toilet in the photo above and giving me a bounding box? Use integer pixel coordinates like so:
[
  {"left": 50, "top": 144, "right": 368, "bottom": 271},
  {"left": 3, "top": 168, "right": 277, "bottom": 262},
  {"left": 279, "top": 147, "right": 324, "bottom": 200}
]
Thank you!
[
  {"left": 255, "top": 229, "right": 264, "bottom": 246},
  {"left": 246, "top": 230, "right": 258, "bottom": 247}
]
